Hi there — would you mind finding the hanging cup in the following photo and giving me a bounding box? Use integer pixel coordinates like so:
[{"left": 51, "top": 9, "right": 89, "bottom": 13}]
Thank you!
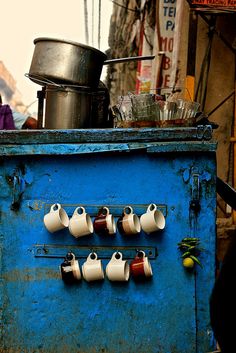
[
  {"left": 69, "top": 206, "right": 93, "bottom": 238},
  {"left": 43, "top": 203, "right": 69, "bottom": 233},
  {"left": 82, "top": 252, "right": 104, "bottom": 282},
  {"left": 93, "top": 206, "right": 116, "bottom": 235},
  {"left": 117, "top": 206, "right": 141, "bottom": 235},
  {"left": 130, "top": 250, "right": 153, "bottom": 280},
  {"left": 140, "top": 203, "right": 165, "bottom": 234},
  {"left": 106, "top": 252, "right": 130, "bottom": 282},
  {"left": 60, "top": 252, "right": 81, "bottom": 283}
]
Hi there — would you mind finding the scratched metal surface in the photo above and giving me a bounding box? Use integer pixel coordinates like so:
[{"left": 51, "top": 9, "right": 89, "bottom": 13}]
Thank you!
[
  {"left": 0, "top": 125, "right": 213, "bottom": 144},
  {"left": 0, "top": 132, "right": 216, "bottom": 353}
]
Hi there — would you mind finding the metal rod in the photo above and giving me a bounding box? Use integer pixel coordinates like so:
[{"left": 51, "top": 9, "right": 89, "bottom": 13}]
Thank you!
[
  {"left": 84, "top": 0, "right": 89, "bottom": 45},
  {"left": 37, "top": 87, "right": 45, "bottom": 129},
  {"left": 216, "top": 176, "right": 236, "bottom": 211},
  {"left": 233, "top": 81, "right": 236, "bottom": 223},
  {"left": 92, "top": 0, "right": 94, "bottom": 46},
  {"left": 200, "top": 13, "right": 236, "bottom": 54},
  {"left": 98, "top": 0, "right": 101, "bottom": 49},
  {"left": 207, "top": 90, "right": 235, "bottom": 117},
  {"left": 104, "top": 55, "right": 156, "bottom": 65}
]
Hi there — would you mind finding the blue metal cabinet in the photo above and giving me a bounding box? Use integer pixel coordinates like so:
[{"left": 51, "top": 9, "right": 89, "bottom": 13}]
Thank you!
[{"left": 0, "top": 127, "right": 216, "bottom": 353}]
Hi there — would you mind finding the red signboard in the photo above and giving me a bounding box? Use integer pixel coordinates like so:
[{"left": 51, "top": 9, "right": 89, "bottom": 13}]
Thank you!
[{"left": 190, "top": 0, "right": 236, "bottom": 7}]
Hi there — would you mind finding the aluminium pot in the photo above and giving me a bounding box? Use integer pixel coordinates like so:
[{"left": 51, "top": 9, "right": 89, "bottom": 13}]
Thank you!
[
  {"left": 44, "top": 86, "right": 92, "bottom": 129},
  {"left": 29, "top": 37, "right": 107, "bottom": 88},
  {"left": 90, "top": 81, "right": 112, "bottom": 128}
]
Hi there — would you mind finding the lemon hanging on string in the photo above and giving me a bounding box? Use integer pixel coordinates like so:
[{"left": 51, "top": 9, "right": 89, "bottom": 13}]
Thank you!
[{"left": 182, "top": 257, "right": 195, "bottom": 269}]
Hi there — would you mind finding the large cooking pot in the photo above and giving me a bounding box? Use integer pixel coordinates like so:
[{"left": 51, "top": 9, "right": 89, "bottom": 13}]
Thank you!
[
  {"left": 44, "top": 82, "right": 112, "bottom": 129},
  {"left": 44, "top": 86, "right": 92, "bottom": 129},
  {"left": 29, "top": 37, "right": 155, "bottom": 88},
  {"left": 29, "top": 37, "right": 107, "bottom": 88}
]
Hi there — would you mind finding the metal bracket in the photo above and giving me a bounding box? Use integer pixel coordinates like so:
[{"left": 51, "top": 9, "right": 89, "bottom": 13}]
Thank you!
[
  {"left": 32, "top": 244, "right": 158, "bottom": 260},
  {"left": 42, "top": 203, "right": 168, "bottom": 218},
  {"left": 190, "top": 172, "right": 201, "bottom": 213},
  {"left": 6, "top": 170, "right": 26, "bottom": 211},
  {"left": 196, "top": 125, "right": 212, "bottom": 141}
]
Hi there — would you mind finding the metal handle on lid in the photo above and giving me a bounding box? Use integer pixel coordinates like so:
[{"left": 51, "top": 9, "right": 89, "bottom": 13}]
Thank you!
[
  {"left": 25, "top": 73, "right": 92, "bottom": 90},
  {"left": 104, "top": 55, "right": 156, "bottom": 65}
]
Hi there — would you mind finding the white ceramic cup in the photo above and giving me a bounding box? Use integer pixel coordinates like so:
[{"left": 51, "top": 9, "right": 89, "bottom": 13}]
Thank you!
[
  {"left": 69, "top": 206, "right": 94, "bottom": 238},
  {"left": 106, "top": 252, "right": 130, "bottom": 281},
  {"left": 71, "top": 253, "right": 82, "bottom": 280},
  {"left": 43, "top": 203, "right": 69, "bottom": 233},
  {"left": 82, "top": 252, "right": 104, "bottom": 282},
  {"left": 140, "top": 203, "right": 165, "bottom": 234},
  {"left": 118, "top": 206, "right": 141, "bottom": 235}
]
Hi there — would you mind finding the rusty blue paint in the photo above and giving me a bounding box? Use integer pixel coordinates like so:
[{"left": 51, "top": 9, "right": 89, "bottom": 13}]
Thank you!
[
  {"left": 0, "top": 141, "right": 217, "bottom": 156},
  {"left": 0, "top": 128, "right": 216, "bottom": 353},
  {"left": 147, "top": 141, "right": 217, "bottom": 153}
]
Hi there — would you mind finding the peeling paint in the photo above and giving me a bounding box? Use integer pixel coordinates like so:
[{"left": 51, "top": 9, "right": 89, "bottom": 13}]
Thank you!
[
  {"left": 183, "top": 168, "right": 190, "bottom": 182},
  {"left": 2, "top": 268, "right": 60, "bottom": 282},
  {"left": 27, "top": 201, "right": 44, "bottom": 211}
]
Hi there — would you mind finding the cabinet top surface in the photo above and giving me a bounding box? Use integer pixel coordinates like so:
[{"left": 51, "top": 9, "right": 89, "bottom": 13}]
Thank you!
[{"left": 0, "top": 126, "right": 214, "bottom": 145}]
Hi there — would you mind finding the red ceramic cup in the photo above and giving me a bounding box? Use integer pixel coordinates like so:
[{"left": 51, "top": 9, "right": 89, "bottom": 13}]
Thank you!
[
  {"left": 93, "top": 206, "right": 116, "bottom": 235},
  {"left": 130, "top": 250, "right": 153, "bottom": 279}
]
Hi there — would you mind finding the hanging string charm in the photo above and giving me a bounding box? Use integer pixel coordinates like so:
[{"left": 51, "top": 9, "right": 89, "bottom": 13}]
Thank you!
[{"left": 177, "top": 237, "right": 205, "bottom": 269}]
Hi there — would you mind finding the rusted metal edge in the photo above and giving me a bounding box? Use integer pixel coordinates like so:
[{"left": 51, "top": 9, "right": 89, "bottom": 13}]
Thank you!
[
  {"left": 0, "top": 141, "right": 217, "bottom": 156},
  {"left": 147, "top": 141, "right": 217, "bottom": 153},
  {"left": 0, "top": 126, "right": 213, "bottom": 145}
]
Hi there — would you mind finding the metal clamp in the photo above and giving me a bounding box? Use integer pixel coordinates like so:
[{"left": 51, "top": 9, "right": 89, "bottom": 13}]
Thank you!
[
  {"left": 7, "top": 171, "right": 26, "bottom": 211},
  {"left": 190, "top": 173, "right": 201, "bottom": 213},
  {"left": 196, "top": 125, "right": 212, "bottom": 140}
]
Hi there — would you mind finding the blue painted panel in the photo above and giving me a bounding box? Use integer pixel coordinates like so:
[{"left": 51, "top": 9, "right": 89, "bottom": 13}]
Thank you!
[{"left": 0, "top": 147, "right": 216, "bottom": 353}]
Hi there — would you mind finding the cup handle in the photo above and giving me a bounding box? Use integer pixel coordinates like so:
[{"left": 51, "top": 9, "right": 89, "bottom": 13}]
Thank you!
[
  {"left": 98, "top": 206, "right": 109, "bottom": 216},
  {"left": 73, "top": 206, "right": 85, "bottom": 217},
  {"left": 123, "top": 206, "right": 133, "bottom": 215},
  {"left": 111, "top": 251, "right": 122, "bottom": 262},
  {"left": 147, "top": 203, "right": 157, "bottom": 213},
  {"left": 136, "top": 250, "right": 145, "bottom": 259},
  {"left": 87, "top": 252, "right": 98, "bottom": 262},
  {"left": 51, "top": 203, "right": 61, "bottom": 212},
  {"left": 65, "top": 252, "right": 75, "bottom": 263}
]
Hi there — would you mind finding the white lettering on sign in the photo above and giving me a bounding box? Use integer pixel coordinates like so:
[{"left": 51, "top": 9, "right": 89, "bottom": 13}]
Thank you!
[{"left": 159, "top": 0, "right": 177, "bottom": 88}]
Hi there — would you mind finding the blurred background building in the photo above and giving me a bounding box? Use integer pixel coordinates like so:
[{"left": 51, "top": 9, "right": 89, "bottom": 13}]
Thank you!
[{"left": 0, "top": 60, "right": 31, "bottom": 114}]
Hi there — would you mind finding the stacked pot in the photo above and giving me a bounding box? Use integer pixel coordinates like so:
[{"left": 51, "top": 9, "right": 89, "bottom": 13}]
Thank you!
[{"left": 28, "top": 37, "right": 111, "bottom": 129}]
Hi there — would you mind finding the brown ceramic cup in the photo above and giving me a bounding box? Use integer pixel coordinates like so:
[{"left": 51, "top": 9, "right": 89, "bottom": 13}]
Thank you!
[
  {"left": 130, "top": 250, "right": 153, "bottom": 279},
  {"left": 93, "top": 206, "right": 116, "bottom": 235},
  {"left": 60, "top": 252, "right": 81, "bottom": 284},
  {"left": 117, "top": 206, "right": 141, "bottom": 235}
]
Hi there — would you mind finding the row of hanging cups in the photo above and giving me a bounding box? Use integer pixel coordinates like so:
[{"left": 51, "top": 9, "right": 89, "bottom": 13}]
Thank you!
[
  {"left": 44, "top": 203, "right": 166, "bottom": 237},
  {"left": 60, "top": 250, "right": 153, "bottom": 284}
]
